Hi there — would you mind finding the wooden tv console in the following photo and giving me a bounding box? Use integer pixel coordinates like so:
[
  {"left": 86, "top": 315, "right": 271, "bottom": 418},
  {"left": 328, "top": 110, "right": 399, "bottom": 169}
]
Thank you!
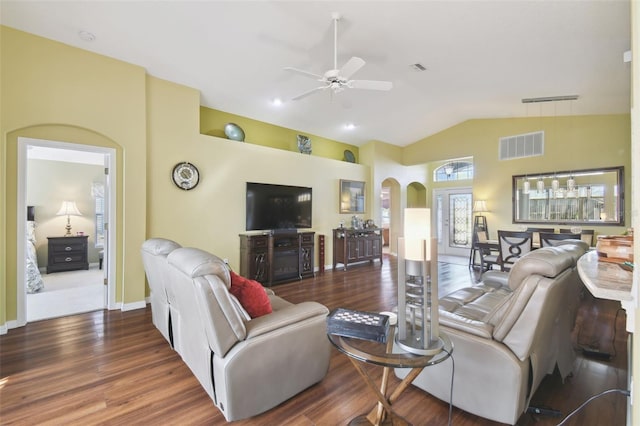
[{"left": 239, "top": 231, "right": 315, "bottom": 286}]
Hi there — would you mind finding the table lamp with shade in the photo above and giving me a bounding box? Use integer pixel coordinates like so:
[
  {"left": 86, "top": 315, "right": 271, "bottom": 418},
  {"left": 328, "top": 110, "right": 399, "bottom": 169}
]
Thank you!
[
  {"left": 468, "top": 200, "right": 489, "bottom": 268},
  {"left": 472, "top": 200, "right": 488, "bottom": 232},
  {"left": 397, "top": 208, "right": 444, "bottom": 355},
  {"left": 56, "top": 200, "right": 82, "bottom": 236}
]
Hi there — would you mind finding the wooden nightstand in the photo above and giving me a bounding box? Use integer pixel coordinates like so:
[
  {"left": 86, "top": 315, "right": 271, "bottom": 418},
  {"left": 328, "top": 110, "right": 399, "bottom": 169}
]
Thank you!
[{"left": 47, "top": 236, "right": 89, "bottom": 273}]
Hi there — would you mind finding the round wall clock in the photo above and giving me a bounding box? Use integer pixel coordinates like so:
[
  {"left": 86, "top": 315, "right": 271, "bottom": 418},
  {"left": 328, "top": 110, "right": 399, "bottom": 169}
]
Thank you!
[{"left": 172, "top": 162, "right": 200, "bottom": 190}]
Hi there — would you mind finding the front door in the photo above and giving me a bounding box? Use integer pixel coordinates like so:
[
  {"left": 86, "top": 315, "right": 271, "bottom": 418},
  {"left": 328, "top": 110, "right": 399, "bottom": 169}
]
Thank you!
[{"left": 433, "top": 188, "right": 473, "bottom": 257}]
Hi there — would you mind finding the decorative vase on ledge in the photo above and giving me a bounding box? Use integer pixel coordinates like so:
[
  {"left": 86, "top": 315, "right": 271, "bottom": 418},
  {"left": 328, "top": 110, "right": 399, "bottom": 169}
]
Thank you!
[
  {"left": 297, "top": 135, "right": 312, "bottom": 154},
  {"left": 224, "top": 123, "right": 245, "bottom": 141}
]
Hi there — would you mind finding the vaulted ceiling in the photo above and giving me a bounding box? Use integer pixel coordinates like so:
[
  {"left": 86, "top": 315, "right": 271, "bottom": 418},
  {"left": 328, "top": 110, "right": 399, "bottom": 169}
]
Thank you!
[{"left": 1, "top": 1, "right": 631, "bottom": 147}]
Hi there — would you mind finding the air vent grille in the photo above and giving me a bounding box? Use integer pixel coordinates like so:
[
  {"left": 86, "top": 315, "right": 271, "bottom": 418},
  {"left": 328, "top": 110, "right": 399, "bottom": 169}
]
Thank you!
[{"left": 499, "top": 131, "right": 544, "bottom": 160}]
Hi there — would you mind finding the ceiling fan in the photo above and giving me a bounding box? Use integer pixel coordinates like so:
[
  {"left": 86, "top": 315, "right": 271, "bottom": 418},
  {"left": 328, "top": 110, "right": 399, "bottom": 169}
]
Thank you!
[{"left": 284, "top": 12, "right": 393, "bottom": 101}]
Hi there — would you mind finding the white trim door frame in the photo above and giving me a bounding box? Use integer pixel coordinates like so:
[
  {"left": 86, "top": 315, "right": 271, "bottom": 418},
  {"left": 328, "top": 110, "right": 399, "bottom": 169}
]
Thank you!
[{"left": 16, "top": 137, "right": 117, "bottom": 326}]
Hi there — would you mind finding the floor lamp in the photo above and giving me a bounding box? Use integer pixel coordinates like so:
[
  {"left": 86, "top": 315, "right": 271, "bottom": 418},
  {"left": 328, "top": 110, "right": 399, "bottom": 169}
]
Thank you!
[
  {"left": 397, "top": 208, "right": 444, "bottom": 355},
  {"left": 469, "top": 200, "right": 488, "bottom": 268}
]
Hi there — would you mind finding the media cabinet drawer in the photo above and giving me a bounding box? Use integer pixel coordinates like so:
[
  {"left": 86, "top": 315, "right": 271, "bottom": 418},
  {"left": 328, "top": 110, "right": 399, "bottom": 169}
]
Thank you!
[
  {"left": 300, "top": 233, "right": 314, "bottom": 244},
  {"left": 242, "top": 235, "right": 268, "bottom": 248}
]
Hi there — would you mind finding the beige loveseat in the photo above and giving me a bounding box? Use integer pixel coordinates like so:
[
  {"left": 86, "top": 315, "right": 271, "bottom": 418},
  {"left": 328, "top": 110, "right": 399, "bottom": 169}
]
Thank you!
[
  {"left": 142, "top": 239, "right": 331, "bottom": 421},
  {"left": 396, "top": 241, "right": 588, "bottom": 424}
]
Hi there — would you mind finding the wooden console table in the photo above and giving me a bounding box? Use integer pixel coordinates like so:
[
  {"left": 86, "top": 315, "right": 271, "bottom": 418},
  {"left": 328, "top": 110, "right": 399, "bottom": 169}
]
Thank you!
[{"left": 333, "top": 228, "right": 383, "bottom": 271}]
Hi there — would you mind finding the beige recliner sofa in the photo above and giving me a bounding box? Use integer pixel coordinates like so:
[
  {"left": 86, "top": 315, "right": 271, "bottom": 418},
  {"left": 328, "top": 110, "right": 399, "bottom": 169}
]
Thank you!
[
  {"left": 141, "top": 238, "right": 182, "bottom": 347},
  {"left": 165, "top": 246, "right": 331, "bottom": 421},
  {"left": 396, "top": 241, "right": 588, "bottom": 425}
]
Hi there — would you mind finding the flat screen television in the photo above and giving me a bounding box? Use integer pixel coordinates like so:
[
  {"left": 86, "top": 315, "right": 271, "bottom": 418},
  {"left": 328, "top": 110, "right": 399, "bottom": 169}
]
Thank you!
[{"left": 246, "top": 182, "right": 312, "bottom": 231}]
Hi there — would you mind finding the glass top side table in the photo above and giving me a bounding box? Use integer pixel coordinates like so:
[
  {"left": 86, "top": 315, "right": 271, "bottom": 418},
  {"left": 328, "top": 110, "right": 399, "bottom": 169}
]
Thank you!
[{"left": 328, "top": 327, "right": 452, "bottom": 426}]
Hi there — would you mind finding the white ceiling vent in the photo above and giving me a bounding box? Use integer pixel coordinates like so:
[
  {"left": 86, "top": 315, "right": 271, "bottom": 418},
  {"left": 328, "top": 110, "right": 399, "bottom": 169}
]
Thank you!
[{"left": 499, "top": 131, "right": 544, "bottom": 160}]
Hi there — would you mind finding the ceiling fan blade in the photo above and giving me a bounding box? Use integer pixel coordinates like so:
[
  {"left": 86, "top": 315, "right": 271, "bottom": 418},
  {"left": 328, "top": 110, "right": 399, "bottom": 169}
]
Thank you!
[
  {"left": 283, "top": 67, "right": 323, "bottom": 80},
  {"left": 339, "top": 56, "right": 365, "bottom": 80},
  {"left": 291, "top": 86, "right": 328, "bottom": 101},
  {"left": 348, "top": 79, "right": 393, "bottom": 91}
]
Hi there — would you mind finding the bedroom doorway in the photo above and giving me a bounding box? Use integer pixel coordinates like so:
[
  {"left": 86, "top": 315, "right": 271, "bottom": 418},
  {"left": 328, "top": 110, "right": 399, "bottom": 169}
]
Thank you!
[{"left": 17, "top": 137, "right": 116, "bottom": 323}]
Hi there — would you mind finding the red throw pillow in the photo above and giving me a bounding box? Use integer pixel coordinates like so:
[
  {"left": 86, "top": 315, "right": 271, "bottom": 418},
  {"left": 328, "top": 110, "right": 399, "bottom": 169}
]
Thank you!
[{"left": 229, "top": 271, "right": 272, "bottom": 318}]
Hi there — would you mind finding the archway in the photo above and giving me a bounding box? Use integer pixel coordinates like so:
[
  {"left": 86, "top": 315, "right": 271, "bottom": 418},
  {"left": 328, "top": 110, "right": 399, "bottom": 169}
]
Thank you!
[
  {"left": 381, "top": 178, "right": 401, "bottom": 255},
  {"left": 407, "top": 181, "right": 427, "bottom": 208}
]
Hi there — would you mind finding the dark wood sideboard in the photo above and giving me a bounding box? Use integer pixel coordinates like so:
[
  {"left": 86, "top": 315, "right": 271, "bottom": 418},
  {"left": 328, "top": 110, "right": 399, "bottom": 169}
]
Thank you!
[
  {"left": 47, "top": 235, "right": 89, "bottom": 273},
  {"left": 333, "top": 228, "right": 383, "bottom": 271},
  {"left": 239, "top": 231, "right": 315, "bottom": 286}
]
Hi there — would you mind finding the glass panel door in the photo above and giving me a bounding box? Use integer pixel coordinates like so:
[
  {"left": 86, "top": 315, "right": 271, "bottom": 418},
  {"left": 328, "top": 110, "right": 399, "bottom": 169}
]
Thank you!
[{"left": 433, "top": 188, "right": 473, "bottom": 256}]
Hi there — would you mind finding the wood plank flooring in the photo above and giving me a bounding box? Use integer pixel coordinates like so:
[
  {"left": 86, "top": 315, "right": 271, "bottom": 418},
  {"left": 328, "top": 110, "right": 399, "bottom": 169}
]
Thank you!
[{"left": 0, "top": 254, "right": 629, "bottom": 425}]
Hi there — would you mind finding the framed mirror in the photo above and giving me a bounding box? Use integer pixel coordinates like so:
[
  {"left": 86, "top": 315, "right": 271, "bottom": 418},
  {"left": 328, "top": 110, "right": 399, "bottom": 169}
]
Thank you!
[{"left": 512, "top": 166, "right": 624, "bottom": 226}]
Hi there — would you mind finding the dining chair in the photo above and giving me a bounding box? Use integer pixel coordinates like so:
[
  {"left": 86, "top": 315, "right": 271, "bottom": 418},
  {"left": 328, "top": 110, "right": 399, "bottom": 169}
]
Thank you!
[
  {"left": 539, "top": 232, "right": 581, "bottom": 247},
  {"left": 469, "top": 230, "right": 490, "bottom": 268},
  {"left": 477, "top": 241, "right": 501, "bottom": 271},
  {"left": 560, "top": 228, "right": 595, "bottom": 247},
  {"left": 497, "top": 230, "right": 533, "bottom": 271},
  {"left": 525, "top": 227, "right": 555, "bottom": 248}
]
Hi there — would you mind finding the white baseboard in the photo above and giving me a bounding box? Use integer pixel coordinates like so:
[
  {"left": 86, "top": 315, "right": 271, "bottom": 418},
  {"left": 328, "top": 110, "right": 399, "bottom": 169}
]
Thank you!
[
  {"left": 121, "top": 300, "right": 146, "bottom": 311},
  {"left": 0, "top": 319, "right": 19, "bottom": 335}
]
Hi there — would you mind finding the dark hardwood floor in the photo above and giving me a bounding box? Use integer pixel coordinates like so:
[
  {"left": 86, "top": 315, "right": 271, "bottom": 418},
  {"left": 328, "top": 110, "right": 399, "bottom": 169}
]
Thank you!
[{"left": 0, "top": 254, "right": 629, "bottom": 425}]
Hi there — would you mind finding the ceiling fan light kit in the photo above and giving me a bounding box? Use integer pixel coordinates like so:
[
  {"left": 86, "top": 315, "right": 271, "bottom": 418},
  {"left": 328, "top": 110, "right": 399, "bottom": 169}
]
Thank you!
[{"left": 284, "top": 12, "right": 393, "bottom": 101}]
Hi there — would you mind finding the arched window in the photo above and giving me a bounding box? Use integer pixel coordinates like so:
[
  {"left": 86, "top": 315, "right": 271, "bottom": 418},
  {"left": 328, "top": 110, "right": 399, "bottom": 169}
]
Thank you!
[{"left": 434, "top": 160, "right": 474, "bottom": 182}]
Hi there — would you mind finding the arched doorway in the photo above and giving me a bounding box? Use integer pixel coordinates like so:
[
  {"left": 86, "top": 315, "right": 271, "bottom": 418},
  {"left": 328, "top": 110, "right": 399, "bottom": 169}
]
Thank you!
[{"left": 381, "top": 178, "right": 400, "bottom": 254}]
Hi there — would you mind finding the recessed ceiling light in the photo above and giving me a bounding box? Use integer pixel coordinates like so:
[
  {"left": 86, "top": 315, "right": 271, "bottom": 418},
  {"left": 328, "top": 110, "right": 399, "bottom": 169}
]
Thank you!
[
  {"left": 345, "top": 123, "right": 356, "bottom": 130},
  {"left": 78, "top": 30, "right": 96, "bottom": 42},
  {"left": 271, "top": 98, "right": 283, "bottom": 106}
]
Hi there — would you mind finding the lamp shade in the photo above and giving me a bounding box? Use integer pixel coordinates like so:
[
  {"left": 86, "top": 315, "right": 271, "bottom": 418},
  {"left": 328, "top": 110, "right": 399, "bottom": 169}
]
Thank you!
[
  {"left": 56, "top": 201, "right": 82, "bottom": 216},
  {"left": 404, "top": 208, "right": 430, "bottom": 261},
  {"left": 472, "top": 200, "right": 487, "bottom": 213}
]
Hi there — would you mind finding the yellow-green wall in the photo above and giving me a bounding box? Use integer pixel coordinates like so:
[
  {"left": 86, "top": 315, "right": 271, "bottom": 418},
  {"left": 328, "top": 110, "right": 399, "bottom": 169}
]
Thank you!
[
  {"left": 404, "top": 115, "right": 631, "bottom": 237},
  {"left": 149, "top": 76, "right": 369, "bottom": 267},
  {"left": 1, "top": 26, "right": 147, "bottom": 324},
  {"left": 200, "top": 107, "right": 359, "bottom": 162}
]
